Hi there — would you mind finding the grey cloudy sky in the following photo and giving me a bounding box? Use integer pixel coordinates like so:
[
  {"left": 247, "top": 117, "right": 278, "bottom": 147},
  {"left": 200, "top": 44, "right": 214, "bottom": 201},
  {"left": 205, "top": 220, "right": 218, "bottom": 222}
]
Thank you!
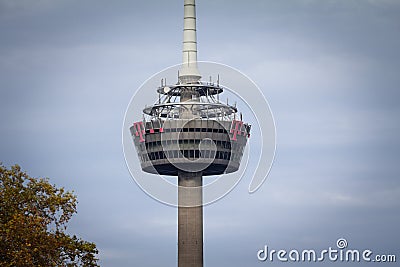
[{"left": 1, "top": 0, "right": 400, "bottom": 266}]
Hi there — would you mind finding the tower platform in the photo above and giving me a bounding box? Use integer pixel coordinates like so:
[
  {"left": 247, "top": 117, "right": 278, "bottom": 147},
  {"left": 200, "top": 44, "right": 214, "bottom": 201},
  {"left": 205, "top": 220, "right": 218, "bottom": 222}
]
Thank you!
[{"left": 131, "top": 118, "right": 250, "bottom": 176}]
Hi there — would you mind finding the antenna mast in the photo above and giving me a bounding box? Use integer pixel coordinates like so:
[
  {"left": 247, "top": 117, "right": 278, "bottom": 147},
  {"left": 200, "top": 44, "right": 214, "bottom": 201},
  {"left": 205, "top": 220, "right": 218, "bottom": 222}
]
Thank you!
[{"left": 179, "top": 0, "right": 201, "bottom": 84}]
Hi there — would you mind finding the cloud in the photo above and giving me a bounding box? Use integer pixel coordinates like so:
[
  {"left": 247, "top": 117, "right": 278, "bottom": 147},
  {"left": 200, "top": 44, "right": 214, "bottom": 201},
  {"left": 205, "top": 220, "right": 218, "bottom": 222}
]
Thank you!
[{"left": 1, "top": 0, "right": 399, "bottom": 266}]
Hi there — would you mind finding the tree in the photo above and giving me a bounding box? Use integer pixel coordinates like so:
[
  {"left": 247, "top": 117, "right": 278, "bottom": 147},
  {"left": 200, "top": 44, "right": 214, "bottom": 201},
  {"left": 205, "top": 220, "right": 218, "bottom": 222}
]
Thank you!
[{"left": 0, "top": 164, "right": 99, "bottom": 267}]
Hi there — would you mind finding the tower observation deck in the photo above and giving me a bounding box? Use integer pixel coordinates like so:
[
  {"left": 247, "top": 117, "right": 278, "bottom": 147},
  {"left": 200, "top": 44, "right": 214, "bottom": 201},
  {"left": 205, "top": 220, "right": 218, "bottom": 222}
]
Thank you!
[{"left": 130, "top": 1, "right": 250, "bottom": 266}]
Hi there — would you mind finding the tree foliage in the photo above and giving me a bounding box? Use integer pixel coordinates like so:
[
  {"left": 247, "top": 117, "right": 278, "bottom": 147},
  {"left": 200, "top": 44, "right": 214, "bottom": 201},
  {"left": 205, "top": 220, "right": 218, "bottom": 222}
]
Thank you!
[{"left": 0, "top": 164, "right": 99, "bottom": 267}]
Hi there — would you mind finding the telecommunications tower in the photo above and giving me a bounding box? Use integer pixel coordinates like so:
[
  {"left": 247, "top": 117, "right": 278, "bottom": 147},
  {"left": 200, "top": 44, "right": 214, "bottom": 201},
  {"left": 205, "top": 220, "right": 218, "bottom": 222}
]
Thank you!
[{"left": 130, "top": 0, "right": 250, "bottom": 266}]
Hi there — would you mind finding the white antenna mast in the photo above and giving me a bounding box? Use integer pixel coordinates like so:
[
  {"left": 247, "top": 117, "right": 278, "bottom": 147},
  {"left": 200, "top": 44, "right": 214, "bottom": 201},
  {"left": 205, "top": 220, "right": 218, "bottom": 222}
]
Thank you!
[{"left": 179, "top": 0, "right": 201, "bottom": 84}]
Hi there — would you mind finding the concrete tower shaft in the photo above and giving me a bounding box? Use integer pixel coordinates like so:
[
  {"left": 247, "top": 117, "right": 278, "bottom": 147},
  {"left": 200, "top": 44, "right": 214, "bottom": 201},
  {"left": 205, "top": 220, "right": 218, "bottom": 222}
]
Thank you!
[{"left": 178, "top": 172, "right": 203, "bottom": 267}]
